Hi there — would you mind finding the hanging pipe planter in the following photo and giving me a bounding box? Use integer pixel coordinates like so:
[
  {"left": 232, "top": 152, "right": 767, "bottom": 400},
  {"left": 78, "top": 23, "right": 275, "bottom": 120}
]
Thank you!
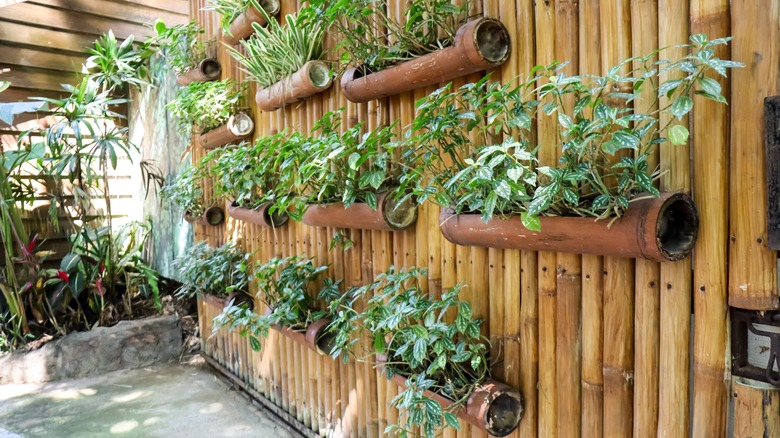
[
  {"left": 222, "top": 0, "right": 280, "bottom": 46},
  {"left": 184, "top": 206, "right": 225, "bottom": 227},
  {"left": 255, "top": 61, "right": 333, "bottom": 112},
  {"left": 439, "top": 192, "right": 699, "bottom": 262},
  {"left": 176, "top": 58, "right": 222, "bottom": 86},
  {"left": 340, "top": 17, "right": 511, "bottom": 103},
  {"left": 227, "top": 201, "right": 288, "bottom": 228},
  {"left": 272, "top": 318, "right": 336, "bottom": 356},
  {"left": 197, "top": 113, "right": 255, "bottom": 150},
  {"left": 301, "top": 190, "right": 417, "bottom": 231}
]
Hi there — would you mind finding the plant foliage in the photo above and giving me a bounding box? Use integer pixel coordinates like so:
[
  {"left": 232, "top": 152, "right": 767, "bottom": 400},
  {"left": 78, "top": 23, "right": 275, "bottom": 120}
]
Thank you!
[
  {"left": 166, "top": 79, "right": 246, "bottom": 135},
  {"left": 172, "top": 241, "right": 251, "bottom": 300}
]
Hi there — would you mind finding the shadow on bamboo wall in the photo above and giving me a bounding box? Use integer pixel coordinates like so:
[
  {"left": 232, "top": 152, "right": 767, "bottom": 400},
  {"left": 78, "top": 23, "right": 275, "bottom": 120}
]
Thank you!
[{"left": 180, "top": 0, "right": 780, "bottom": 437}]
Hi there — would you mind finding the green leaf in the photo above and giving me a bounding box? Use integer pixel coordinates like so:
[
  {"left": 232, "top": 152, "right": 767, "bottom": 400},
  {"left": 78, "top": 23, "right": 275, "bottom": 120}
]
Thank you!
[
  {"left": 373, "top": 332, "right": 386, "bottom": 353},
  {"left": 60, "top": 253, "right": 82, "bottom": 273},
  {"left": 444, "top": 412, "right": 460, "bottom": 429},
  {"left": 424, "top": 398, "right": 443, "bottom": 422},
  {"left": 250, "top": 336, "right": 262, "bottom": 352},
  {"left": 413, "top": 338, "right": 427, "bottom": 365},
  {"left": 411, "top": 325, "right": 429, "bottom": 339},
  {"left": 558, "top": 113, "right": 573, "bottom": 129},
  {"left": 697, "top": 77, "right": 721, "bottom": 96},
  {"left": 669, "top": 124, "right": 689, "bottom": 145},
  {"left": 670, "top": 96, "right": 693, "bottom": 120},
  {"left": 521, "top": 213, "right": 541, "bottom": 232},
  {"left": 495, "top": 180, "right": 511, "bottom": 200},
  {"left": 68, "top": 272, "right": 86, "bottom": 298},
  {"left": 347, "top": 152, "right": 361, "bottom": 170}
]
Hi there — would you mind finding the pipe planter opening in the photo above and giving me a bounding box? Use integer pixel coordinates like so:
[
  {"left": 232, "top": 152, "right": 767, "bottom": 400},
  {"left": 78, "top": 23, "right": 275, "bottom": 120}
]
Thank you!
[
  {"left": 474, "top": 19, "right": 511, "bottom": 64},
  {"left": 483, "top": 389, "right": 524, "bottom": 437},
  {"left": 656, "top": 193, "right": 699, "bottom": 261}
]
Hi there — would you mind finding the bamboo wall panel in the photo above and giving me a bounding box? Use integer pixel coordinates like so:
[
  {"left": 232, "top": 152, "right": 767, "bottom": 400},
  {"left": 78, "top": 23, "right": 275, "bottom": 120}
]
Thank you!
[{"left": 185, "top": 1, "right": 780, "bottom": 437}]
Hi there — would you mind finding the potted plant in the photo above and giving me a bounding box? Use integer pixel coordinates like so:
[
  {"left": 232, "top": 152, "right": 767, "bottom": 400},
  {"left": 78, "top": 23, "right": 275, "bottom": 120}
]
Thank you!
[
  {"left": 166, "top": 79, "right": 253, "bottom": 150},
  {"left": 325, "top": 266, "right": 523, "bottom": 437},
  {"left": 310, "top": 0, "right": 510, "bottom": 103},
  {"left": 173, "top": 240, "right": 253, "bottom": 309},
  {"left": 206, "top": 0, "right": 281, "bottom": 46},
  {"left": 161, "top": 166, "right": 225, "bottom": 226},
  {"left": 398, "top": 35, "right": 742, "bottom": 262},
  {"left": 229, "top": 7, "right": 331, "bottom": 111},
  {"left": 151, "top": 20, "right": 221, "bottom": 86},
  {"left": 279, "top": 110, "right": 417, "bottom": 231},
  {"left": 205, "top": 136, "right": 288, "bottom": 227},
  {"left": 213, "top": 255, "right": 340, "bottom": 355}
]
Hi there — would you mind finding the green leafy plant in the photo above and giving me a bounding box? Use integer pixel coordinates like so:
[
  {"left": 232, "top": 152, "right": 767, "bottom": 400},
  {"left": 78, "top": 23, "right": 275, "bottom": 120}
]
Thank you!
[
  {"left": 172, "top": 241, "right": 251, "bottom": 300},
  {"left": 160, "top": 165, "right": 209, "bottom": 218},
  {"left": 166, "top": 79, "right": 246, "bottom": 136},
  {"left": 309, "top": 0, "right": 467, "bottom": 73},
  {"left": 206, "top": 0, "right": 279, "bottom": 34},
  {"left": 325, "top": 266, "right": 489, "bottom": 438},
  {"left": 212, "top": 255, "right": 337, "bottom": 352},
  {"left": 229, "top": 7, "right": 325, "bottom": 88},
  {"left": 149, "top": 20, "right": 211, "bottom": 75},
  {"left": 399, "top": 34, "right": 743, "bottom": 230},
  {"left": 85, "top": 30, "right": 150, "bottom": 90}
]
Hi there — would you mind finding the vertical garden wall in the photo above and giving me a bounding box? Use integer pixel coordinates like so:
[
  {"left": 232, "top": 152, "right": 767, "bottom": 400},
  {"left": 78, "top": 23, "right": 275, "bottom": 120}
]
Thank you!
[{"left": 178, "top": 0, "right": 780, "bottom": 436}]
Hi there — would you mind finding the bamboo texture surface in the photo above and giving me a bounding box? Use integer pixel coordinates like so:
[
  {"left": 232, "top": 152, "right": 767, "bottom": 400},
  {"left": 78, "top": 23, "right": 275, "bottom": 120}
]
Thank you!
[{"left": 187, "top": 0, "right": 780, "bottom": 436}]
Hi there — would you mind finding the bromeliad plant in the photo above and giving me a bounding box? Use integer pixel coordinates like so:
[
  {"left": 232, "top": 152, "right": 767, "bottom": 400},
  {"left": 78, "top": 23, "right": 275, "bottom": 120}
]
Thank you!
[
  {"left": 325, "top": 266, "right": 491, "bottom": 438},
  {"left": 167, "top": 79, "right": 246, "bottom": 136},
  {"left": 309, "top": 0, "right": 467, "bottom": 74},
  {"left": 399, "top": 34, "right": 743, "bottom": 230},
  {"left": 172, "top": 240, "right": 251, "bottom": 300},
  {"left": 213, "top": 255, "right": 338, "bottom": 352},
  {"left": 229, "top": 7, "right": 325, "bottom": 89}
]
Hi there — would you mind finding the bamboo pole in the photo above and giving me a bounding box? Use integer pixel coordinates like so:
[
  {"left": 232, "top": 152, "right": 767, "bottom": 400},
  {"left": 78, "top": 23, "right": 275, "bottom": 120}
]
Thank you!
[
  {"left": 657, "top": 1, "right": 692, "bottom": 436},
  {"left": 630, "top": 1, "right": 660, "bottom": 436},
  {"left": 733, "top": 380, "right": 780, "bottom": 438},
  {"left": 600, "top": 2, "right": 635, "bottom": 437},
  {"left": 690, "top": 0, "right": 731, "bottom": 436},
  {"left": 728, "top": 0, "right": 780, "bottom": 310}
]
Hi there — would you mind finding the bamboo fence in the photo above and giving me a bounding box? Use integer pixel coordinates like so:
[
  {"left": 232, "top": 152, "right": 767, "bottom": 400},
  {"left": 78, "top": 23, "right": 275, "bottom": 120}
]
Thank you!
[{"left": 186, "top": 0, "right": 780, "bottom": 436}]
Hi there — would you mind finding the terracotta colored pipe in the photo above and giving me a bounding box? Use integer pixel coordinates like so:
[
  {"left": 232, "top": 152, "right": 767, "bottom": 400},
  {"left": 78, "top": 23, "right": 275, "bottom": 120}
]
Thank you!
[
  {"left": 202, "top": 293, "right": 227, "bottom": 309},
  {"left": 196, "top": 113, "right": 255, "bottom": 150},
  {"left": 227, "top": 201, "right": 288, "bottom": 227},
  {"left": 439, "top": 192, "right": 699, "bottom": 262},
  {"left": 340, "top": 17, "right": 511, "bottom": 103},
  {"left": 255, "top": 61, "right": 333, "bottom": 111},
  {"left": 202, "top": 292, "right": 253, "bottom": 311},
  {"left": 183, "top": 206, "right": 225, "bottom": 226},
  {"left": 272, "top": 318, "right": 334, "bottom": 355},
  {"left": 222, "top": 0, "right": 280, "bottom": 46},
  {"left": 377, "top": 355, "right": 524, "bottom": 436},
  {"left": 301, "top": 191, "right": 417, "bottom": 231},
  {"left": 175, "top": 58, "right": 222, "bottom": 86}
]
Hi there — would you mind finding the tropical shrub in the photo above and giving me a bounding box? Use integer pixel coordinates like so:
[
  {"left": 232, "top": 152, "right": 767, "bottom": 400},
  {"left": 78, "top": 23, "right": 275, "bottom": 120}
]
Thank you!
[
  {"left": 172, "top": 241, "right": 251, "bottom": 300},
  {"left": 160, "top": 165, "right": 209, "bottom": 219}
]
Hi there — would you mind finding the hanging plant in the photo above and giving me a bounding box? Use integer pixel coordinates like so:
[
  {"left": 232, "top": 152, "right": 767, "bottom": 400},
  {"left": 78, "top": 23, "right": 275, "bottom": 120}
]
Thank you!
[
  {"left": 160, "top": 165, "right": 224, "bottom": 226},
  {"left": 206, "top": 0, "right": 281, "bottom": 45},
  {"left": 398, "top": 34, "right": 743, "bottom": 261},
  {"left": 150, "top": 20, "right": 221, "bottom": 85},
  {"left": 310, "top": 0, "right": 510, "bottom": 102},
  {"left": 172, "top": 241, "right": 252, "bottom": 302},
  {"left": 229, "top": 7, "right": 331, "bottom": 111}
]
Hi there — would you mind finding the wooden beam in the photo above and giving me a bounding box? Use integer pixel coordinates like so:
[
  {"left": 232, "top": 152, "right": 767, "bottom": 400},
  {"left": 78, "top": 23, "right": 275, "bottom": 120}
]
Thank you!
[
  {"left": 118, "top": 0, "right": 188, "bottom": 16},
  {"left": 0, "top": 64, "right": 80, "bottom": 92},
  {"left": 31, "top": 0, "right": 188, "bottom": 27},
  {"left": 0, "top": 44, "right": 83, "bottom": 73},
  {"left": 0, "top": 19, "right": 95, "bottom": 54}
]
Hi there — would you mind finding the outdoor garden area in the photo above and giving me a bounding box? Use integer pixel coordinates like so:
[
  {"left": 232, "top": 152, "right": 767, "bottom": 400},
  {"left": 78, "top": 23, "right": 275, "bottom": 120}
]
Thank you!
[{"left": 0, "top": 0, "right": 779, "bottom": 437}]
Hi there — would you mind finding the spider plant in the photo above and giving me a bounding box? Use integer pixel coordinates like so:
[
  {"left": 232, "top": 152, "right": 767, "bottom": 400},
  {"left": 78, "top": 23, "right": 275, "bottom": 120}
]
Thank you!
[{"left": 229, "top": 7, "right": 325, "bottom": 88}]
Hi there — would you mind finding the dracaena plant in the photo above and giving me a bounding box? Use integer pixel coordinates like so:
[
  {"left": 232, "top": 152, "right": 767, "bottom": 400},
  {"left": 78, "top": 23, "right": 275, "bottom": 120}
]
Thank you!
[
  {"left": 149, "top": 20, "right": 211, "bottom": 75},
  {"left": 309, "top": 0, "right": 467, "bottom": 74},
  {"left": 399, "top": 33, "right": 742, "bottom": 230},
  {"left": 229, "top": 7, "right": 326, "bottom": 88},
  {"left": 212, "top": 255, "right": 338, "bottom": 352},
  {"left": 325, "top": 266, "right": 489, "bottom": 438},
  {"left": 282, "top": 110, "right": 400, "bottom": 218},
  {"left": 166, "top": 79, "right": 247, "bottom": 136},
  {"left": 85, "top": 30, "right": 150, "bottom": 90},
  {"left": 172, "top": 240, "right": 251, "bottom": 300}
]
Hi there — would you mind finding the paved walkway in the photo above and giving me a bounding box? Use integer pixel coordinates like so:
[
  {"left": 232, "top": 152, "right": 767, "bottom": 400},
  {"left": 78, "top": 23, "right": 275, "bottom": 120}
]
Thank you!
[{"left": 0, "top": 363, "right": 294, "bottom": 438}]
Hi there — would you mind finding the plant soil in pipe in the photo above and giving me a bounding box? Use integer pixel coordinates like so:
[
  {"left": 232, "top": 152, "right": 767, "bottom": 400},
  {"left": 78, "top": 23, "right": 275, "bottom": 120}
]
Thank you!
[
  {"left": 301, "top": 191, "right": 417, "bottom": 231},
  {"left": 439, "top": 192, "right": 699, "bottom": 262},
  {"left": 227, "top": 201, "right": 288, "bottom": 227},
  {"left": 184, "top": 206, "right": 225, "bottom": 226},
  {"left": 176, "top": 58, "right": 222, "bottom": 86},
  {"left": 255, "top": 60, "right": 333, "bottom": 111},
  {"left": 196, "top": 113, "right": 255, "bottom": 150},
  {"left": 340, "top": 17, "right": 510, "bottom": 103},
  {"left": 223, "top": 0, "right": 280, "bottom": 46},
  {"left": 377, "top": 357, "right": 523, "bottom": 436},
  {"left": 272, "top": 318, "right": 335, "bottom": 356}
]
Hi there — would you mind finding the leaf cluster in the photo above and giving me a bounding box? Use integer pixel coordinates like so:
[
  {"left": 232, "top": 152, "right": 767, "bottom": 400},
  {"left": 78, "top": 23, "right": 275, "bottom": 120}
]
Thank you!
[
  {"left": 159, "top": 165, "right": 208, "bottom": 218},
  {"left": 309, "top": 0, "right": 467, "bottom": 73},
  {"left": 399, "top": 34, "right": 742, "bottom": 230},
  {"left": 230, "top": 7, "right": 325, "bottom": 89},
  {"left": 166, "top": 79, "right": 246, "bottom": 135},
  {"left": 149, "top": 20, "right": 211, "bottom": 75},
  {"left": 85, "top": 30, "right": 150, "bottom": 90},
  {"left": 172, "top": 240, "right": 251, "bottom": 300}
]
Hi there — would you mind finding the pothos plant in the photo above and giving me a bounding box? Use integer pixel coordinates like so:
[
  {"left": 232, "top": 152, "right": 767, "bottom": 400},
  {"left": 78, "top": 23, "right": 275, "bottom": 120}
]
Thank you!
[
  {"left": 398, "top": 34, "right": 742, "bottom": 230},
  {"left": 229, "top": 7, "right": 325, "bottom": 89},
  {"left": 309, "top": 0, "right": 467, "bottom": 74},
  {"left": 271, "top": 110, "right": 401, "bottom": 220},
  {"left": 324, "top": 266, "right": 489, "bottom": 438},
  {"left": 213, "top": 255, "right": 339, "bottom": 352},
  {"left": 172, "top": 240, "right": 251, "bottom": 300},
  {"left": 166, "top": 79, "right": 247, "bottom": 136},
  {"left": 149, "top": 20, "right": 211, "bottom": 76}
]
